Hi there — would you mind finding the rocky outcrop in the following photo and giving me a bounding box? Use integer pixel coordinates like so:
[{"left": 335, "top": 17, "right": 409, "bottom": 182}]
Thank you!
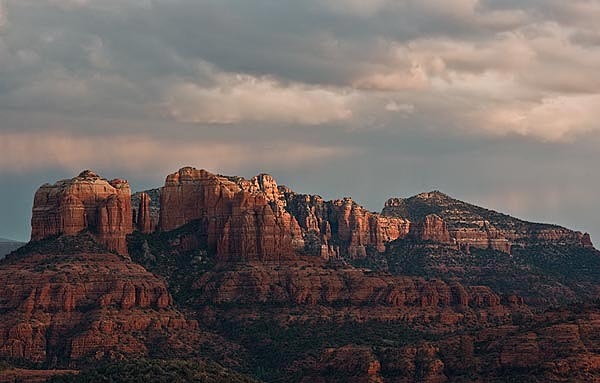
[
  {"left": 216, "top": 190, "right": 303, "bottom": 262},
  {"left": 382, "top": 192, "right": 592, "bottom": 254},
  {"left": 409, "top": 214, "right": 451, "bottom": 243},
  {"left": 302, "top": 345, "right": 384, "bottom": 383},
  {"left": 282, "top": 193, "right": 410, "bottom": 259},
  {"left": 193, "top": 260, "right": 507, "bottom": 313},
  {"left": 158, "top": 167, "right": 304, "bottom": 262},
  {"left": 302, "top": 344, "right": 447, "bottom": 383},
  {"left": 0, "top": 242, "right": 199, "bottom": 365},
  {"left": 31, "top": 171, "right": 132, "bottom": 255},
  {"left": 135, "top": 192, "right": 154, "bottom": 233},
  {"left": 147, "top": 168, "right": 595, "bottom": 260},
  {"left": 132, "top": 188, "right": 160, "bottom": 234},
  {"left": 437, "top": 308, "right": 600, "bottom": 382}
]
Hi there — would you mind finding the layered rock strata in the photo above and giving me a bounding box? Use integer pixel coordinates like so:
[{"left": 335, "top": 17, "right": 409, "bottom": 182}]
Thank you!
[
  {"left": 158, "top": 167, "right": 304, "bottom": 262},
  {"left": 31, "top": 170, "right": 132, "bottom": 255},
  {"left": 0, "top": 247, "right": 199, "bottom": 365},
  {"left": 382, "top": 192, "right": 592, "bottom": 254}
]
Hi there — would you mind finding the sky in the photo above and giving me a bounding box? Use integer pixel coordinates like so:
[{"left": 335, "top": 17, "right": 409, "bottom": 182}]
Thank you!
[{"left": 0, "top": 0, "right": 599, "bottom": 243}]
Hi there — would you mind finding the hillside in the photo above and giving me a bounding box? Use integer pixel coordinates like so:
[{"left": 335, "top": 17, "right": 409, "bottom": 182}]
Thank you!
[{"left": 0, "top": 237, "right": 24, "bottom": 258}]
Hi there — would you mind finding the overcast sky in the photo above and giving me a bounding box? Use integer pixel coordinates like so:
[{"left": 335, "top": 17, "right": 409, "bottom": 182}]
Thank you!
[{"left": 1, "top": 0, "right": 599, "bottom": 243}]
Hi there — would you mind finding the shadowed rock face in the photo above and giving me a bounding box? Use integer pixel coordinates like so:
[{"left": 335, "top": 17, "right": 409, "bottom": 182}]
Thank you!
[
  {"left": 295, "top": 305, "right": 600, "bottom": 383},
  {"left": 31, "top": 170, "right": 133, "bottom": 255},
  {"left": 135, "top": 192, "right": 154, "bottom": 234},
  {"left": 193, "top": 259, "right": 507, "bottom": 312}
]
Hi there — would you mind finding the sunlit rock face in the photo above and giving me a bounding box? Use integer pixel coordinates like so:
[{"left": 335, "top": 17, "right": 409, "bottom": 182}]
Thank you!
[
  {"left": 31, "top": 170, "right": 133, "bottom": 255},
  {"left": 281, "top": 192, "right": 411, "bottom": 259},
  {"left": 382, "top": 192, "right": 593, "bottom": 254},
  {"left": 152, "top": 167, "right": 593, "bottom": 262},
  {"left": 158, "top": 167, "right": 304, "bottom": 262},
  {"left": 408, "top": 214, "right": 451, "bottom": 243}
]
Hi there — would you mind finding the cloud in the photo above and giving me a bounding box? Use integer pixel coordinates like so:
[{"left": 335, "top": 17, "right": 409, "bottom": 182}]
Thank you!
[
  {"left": 0, "top": 0, "right": 600, "bottom": 143},
  {"left": 316, "top": 0, "right": 390, "bottom": 17},
  {"left": 2, "top": 0, "right": 600, "bottom": 245},
  {"left": 0, "top": 132, "right": 353, "bottom": 174},
  {"left": 472, "top": 94, "right": 600, "bottom": 141},
  {"left": 354, "top": 65, "right": 429, "bottom": 91},
  {"left": 0, "top": 0, "right": 5, "bottom": 29},
  {"left": 164, "top": 73, "right": 354, "bottom": 125},
  {"left": 385, "top": 101, "right": 415, "bottom": 114}
]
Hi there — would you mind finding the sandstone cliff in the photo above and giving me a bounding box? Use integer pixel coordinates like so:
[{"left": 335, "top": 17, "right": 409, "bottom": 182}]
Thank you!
[
  {"left": 158, "top": 167, "right": 304, "bottom": 262},
  {"left": 31, "top": 170, "right": 133, "bottom": 255},
  {"left": 133, "top": 168, "right": 594, "bottom": 262},
  {"left": 282, "top": 192, "right": 410, "bottom": 259}
]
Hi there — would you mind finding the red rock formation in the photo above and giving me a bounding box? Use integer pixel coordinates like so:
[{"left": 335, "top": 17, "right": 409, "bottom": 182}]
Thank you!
[
  {"left": 302, "top": 345, "right": 383, "bottom": 383},
  {"left": 462, "top": 308, "right": 600, "bottom": 381},
  {"left": 159, "top": 167, "right": 304, "bottom": 261},
  {"left": 156, "top": 168, "right": 595, "bottom": 261},
  {"left": 0, "top": 248, "right": 199, "bottom": 365},
  {"left": 409, "top": 214, "right": 451, "bottom": 243},
  {"left": 382, "top": 193, "right": 594, "bottom": 254},
  {"left": 303, "top": 344, "right": 447, "bottom": 383},
  {"left": 217, "top": 191, "right": 303, "bottom": 262},
  {"left": 136, "top": 192, "right": 154, "bottom": 233},
  {"left": 283, "top": 193, "right": 410, "bottom": 259},
  {"left": 453, "top": 225, "right": 512, "bottom": 253},
  {"left": 193, "top": 260, "right": 511, "bottom": 313},
  {"left": 582, "top": 233, "right": 594, "bottom": 247},
  {"left": 31, "top": 171, "right": 132, "bottom": 255}
]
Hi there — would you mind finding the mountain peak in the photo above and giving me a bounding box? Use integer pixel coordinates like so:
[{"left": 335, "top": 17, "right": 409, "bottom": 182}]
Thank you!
[{"left": 415, "top": 190, "right": 451, "bottom": 200}]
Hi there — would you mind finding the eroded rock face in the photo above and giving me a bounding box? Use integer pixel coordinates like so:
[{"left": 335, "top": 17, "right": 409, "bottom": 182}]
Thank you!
[
  {"left": 382, "top": 192, "right": 592, "bottom": 254},
  {"left": 302, "top": 345, "right": 384, "bottom": 383},
  {"left": 302, "top": 344, "right": 447, "bottom": 383},
  {"left": 409, "top": 214, "right": 451, "bottom": 243},
  {"left": 0, "top": 246, "right": 199, "bottom": 365},
  {"left": 150, "top": 168, "right": 595, "bottom": 261},
  {"left": 193, "top": 260, "right": 506, "bottom": 312},
  {"left": 282, "top": 193, "right": 411, "bottom": 259},
  {"left": 31, "top": 171, "right": 133, "bottom": 255},
  {"left": 159, "top": 167, "right": 304, "bottom": 262},
  {"left": 135, "top": 192, "right": 154, "bottom": 234}
]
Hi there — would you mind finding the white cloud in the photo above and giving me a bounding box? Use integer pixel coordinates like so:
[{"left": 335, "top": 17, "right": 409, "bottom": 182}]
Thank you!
[
  {"left": 165, "top": 73, "right": 354, "bottom": 125},
  {"left": 471, "top": 94, "right": 600, "bottom": 141},
  {"left": 353, "top": 65, "right": 429, "bottom": 91}
]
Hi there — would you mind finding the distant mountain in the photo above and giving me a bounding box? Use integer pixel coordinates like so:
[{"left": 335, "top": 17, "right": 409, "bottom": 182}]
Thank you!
[{"left": 0, "top": 237, "right": 24, "bottom": 258}]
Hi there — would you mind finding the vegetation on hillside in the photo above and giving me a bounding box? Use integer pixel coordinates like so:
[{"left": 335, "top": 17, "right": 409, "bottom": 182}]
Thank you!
[{"left": 47, "top": 359, "right": 259, "bottom": 383}]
